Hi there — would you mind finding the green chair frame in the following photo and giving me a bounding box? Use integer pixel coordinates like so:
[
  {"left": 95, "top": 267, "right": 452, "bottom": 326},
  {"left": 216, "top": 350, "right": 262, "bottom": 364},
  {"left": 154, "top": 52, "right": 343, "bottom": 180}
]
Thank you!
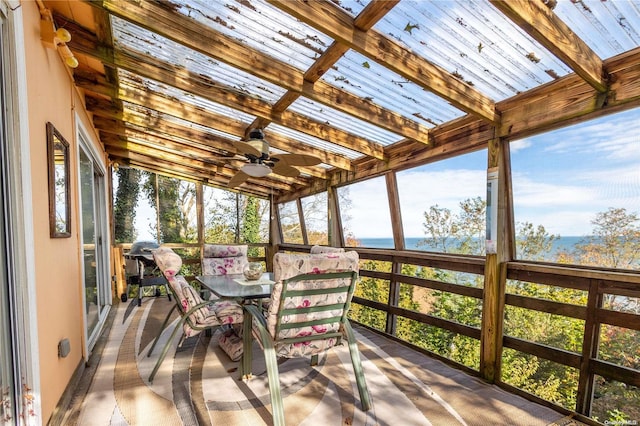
[
  {"left": 241, "top": 270, "right": 371, "bottom": 426},
  {"left": 147, "top": 274, "right": 222, "bottom": 383}
]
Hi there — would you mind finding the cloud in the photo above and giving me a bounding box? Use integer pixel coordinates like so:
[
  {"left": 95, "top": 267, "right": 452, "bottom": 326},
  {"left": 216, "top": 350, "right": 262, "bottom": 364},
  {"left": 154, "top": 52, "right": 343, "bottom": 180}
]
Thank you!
[
  {"left": 510, "top": 139, "right": 532, "bottom": 153},
  {"left": 342, "top": 169, "right": 487, "bottom": 237}
]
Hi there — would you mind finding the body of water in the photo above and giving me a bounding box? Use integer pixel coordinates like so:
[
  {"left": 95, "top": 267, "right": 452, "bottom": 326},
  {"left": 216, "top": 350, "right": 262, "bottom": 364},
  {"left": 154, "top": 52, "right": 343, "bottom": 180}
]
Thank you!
[{"left": 356, "top": 236, "right": 585, "bottom": 260}]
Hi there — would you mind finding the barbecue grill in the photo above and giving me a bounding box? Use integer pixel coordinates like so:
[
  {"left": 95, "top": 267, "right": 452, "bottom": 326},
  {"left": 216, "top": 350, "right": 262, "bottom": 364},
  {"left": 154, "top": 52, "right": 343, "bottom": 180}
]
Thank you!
[{"left": 123, "top": 241, "right": 171, "bottom": 306}]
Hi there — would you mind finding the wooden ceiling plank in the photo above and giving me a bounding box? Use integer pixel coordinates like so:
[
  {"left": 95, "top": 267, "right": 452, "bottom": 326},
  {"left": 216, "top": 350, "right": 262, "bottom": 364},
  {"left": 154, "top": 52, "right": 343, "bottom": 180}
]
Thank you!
[
  {"left": 87, "top": 0, "right": 430, "bottom": 146},
  {"left": 105, "top": 124, "right": 329, "bottom": 180},
  {"left": 95, "top": 120, "right": 239, "bottom": 167},
  {"left": 110, "top": 153, "right": 274, "bottom": 199},
  {"left": 83, "top": 84, "right": 352, "bottom": 170},
  {"left": 490, "top": 0, "right": 606, "bottom": 93},
  {"left": 105, "top": 145, "right": 299, "bottom": 193},
  {"left": 269, "top": 0, "right": 499, "bottom": 124}
]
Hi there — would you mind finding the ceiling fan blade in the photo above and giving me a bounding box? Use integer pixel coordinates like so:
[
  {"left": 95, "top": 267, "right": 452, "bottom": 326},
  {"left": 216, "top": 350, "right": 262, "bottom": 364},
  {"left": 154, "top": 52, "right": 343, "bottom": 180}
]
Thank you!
[
  {"left": 271, "top": 153, "right": 322, "bottom": 166},
  {"left": 228, "top": 170, "right": 250, "bottom": 188},
  {"left": 272, "top": 163, "right": 300, "bottom": 178},
  {"left": 234, "top": 141, "right": 261, "bottom": 157}
]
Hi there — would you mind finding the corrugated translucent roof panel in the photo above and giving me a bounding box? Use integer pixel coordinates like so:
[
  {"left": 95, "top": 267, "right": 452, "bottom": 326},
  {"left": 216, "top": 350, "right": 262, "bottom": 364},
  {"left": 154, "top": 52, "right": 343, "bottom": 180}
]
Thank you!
[
  {"left": 323, "top": 50, "right": 465, "bottom": 128},
  {"left": 122, "top": 101, "right": 241, "bottom": 145},
  {"left": 288, "top": 97, "right": 401, "bottom": 146},
  {"left": 335, "top": 0, "right": 370, "bottom": 17},
  {"left": 553, "top": 0, "right": 640, "bottom": 58},
  {"left": 266, "top": 123, "right": 364, "bottom": 160},
  {"left": 118, "top": 69, "right": 258, "bottom": 127},
  {"left": 111, "top": 16, "right": 286, "bottom": 104},
  {"left": 374, "top": 1, "right": 573, "bottom": 101},
  {"left": 171, "top": 0, "right": 333, "bottom": 71}
]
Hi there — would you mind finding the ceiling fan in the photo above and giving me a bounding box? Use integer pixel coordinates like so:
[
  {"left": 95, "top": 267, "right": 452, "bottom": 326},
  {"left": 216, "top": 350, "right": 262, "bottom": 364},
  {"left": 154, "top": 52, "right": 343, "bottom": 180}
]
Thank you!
[{"left": 226, "top": 129, "right": 322, "bottom": 188}]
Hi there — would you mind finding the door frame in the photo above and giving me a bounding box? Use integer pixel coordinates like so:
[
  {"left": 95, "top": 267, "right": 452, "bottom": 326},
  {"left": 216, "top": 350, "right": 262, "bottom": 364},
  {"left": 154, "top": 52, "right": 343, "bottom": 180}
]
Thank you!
[
  {"left": 1, "top": 0, "right": 42, "bottom": 422},
  {"left": 76, "top": 120, "right": 111, "bottom": 356}
]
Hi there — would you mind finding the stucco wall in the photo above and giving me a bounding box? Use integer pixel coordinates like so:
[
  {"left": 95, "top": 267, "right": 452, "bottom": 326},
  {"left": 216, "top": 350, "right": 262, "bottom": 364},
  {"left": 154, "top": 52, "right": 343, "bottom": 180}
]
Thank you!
[{"left": 21, "top": 2, "right": 108, "bottom": 421}]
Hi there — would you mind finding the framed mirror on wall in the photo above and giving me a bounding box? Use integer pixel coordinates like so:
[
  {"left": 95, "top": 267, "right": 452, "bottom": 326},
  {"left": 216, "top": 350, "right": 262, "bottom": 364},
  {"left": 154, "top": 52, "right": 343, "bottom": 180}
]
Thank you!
[{"left": 47, "top": 122, "right": 71, "bottom": 238}]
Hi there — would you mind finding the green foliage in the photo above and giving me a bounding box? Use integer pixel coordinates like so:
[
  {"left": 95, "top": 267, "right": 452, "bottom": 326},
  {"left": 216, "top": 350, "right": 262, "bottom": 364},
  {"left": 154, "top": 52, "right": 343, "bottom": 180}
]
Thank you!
[
  {"left": 240, "top": 196, "right": 261, "bottom": 256},
  {"left": 142, "top": 173, "right": 196, "bottom": 243},
  {"left": 574, "top": 207, "right": 640, "bottom": 269},
  {"left": 113, "top": 168, "right": 141, "bottom": 243},
  {"left": 204, "top": 192, "right": 237, "bottom": 244},
  {"left": 418, "top": 197, "right": 486, "bottom": 255},
  {"left": 516, "top": 222, "right": 559, "bottom": 261}
]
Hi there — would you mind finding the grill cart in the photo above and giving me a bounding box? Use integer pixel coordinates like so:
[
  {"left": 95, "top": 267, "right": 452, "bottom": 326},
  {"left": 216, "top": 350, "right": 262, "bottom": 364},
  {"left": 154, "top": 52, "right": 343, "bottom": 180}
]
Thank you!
[{"left": 122, "top": 241, "right": 171, "bottom": 306}]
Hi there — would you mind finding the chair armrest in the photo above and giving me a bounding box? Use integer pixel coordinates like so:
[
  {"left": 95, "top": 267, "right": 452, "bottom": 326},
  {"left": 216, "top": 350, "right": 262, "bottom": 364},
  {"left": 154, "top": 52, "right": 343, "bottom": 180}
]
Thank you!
[
  {"left": 182, "top": 300, "right": 216, "bottom": 317},
  {"left": 244, "top": 304, "right": 266, "bottom": 328},
  {"left": 244, "top": 304, "right": 272, "bottom": 344}
]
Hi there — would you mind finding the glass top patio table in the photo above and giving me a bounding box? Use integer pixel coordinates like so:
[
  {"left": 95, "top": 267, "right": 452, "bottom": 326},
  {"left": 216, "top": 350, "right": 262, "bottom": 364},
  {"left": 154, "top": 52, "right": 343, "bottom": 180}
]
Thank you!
[{"left": 195, "top": 273, "right": 274, "bottom": 300}]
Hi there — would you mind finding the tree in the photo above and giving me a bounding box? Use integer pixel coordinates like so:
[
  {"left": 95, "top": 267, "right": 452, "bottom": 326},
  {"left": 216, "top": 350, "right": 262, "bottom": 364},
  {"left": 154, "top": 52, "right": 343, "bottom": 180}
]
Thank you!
[
  {"left": 142, "top": 173, "right": 196, "bottom": 243},
  {"left": 456, "top": 196, "right": 486, "bottom": 255},
  {"left": 240, "top": 195, "right": 262, "bottom": 257},
  {"left": 113, "top": 168, "right": 141, "bottom": 243},
  {"left": 417, "top": 197, "right": 486, "bottom": 255},
  {"left": 574, "top": 207, "right": 640, "bottom": 269},
  {"left": 417, "top": 204, "right": 457, "bottom": 252},
  {"left": 516, "top": 222, "right": 560, "bottom": 261}
]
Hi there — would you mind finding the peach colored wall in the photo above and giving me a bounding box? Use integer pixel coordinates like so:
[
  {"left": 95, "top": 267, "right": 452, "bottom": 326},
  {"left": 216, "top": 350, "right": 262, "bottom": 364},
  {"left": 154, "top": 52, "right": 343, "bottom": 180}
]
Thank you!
[{"left": 21, "top": 2, "right": 108, "bottom": 422}]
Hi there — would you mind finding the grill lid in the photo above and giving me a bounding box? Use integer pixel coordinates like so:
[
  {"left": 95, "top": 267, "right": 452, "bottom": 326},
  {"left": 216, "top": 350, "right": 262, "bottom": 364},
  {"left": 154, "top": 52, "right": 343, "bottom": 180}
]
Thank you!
[{"left": 126, "top": 241, "right": 160, "bottom": 260}]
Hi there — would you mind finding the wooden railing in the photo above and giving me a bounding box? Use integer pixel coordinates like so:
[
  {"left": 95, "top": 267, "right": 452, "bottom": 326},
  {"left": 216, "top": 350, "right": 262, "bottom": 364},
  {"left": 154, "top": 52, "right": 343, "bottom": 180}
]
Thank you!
[
  {"left": 278, "top": 243, "right": 640, "bottom": 420},
  {"left": 111, "top": 242, "right": 271, "bottom": 299}
]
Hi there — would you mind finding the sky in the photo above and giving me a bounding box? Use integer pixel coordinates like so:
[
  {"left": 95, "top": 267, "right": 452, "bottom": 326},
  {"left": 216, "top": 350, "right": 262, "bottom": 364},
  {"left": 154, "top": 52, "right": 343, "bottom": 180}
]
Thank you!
[
  {"left": 342, "top": 107, "right": 640, "bottom": 238},
  {"left": 128, "top": 107, "right": 639, "bottom": 241}
]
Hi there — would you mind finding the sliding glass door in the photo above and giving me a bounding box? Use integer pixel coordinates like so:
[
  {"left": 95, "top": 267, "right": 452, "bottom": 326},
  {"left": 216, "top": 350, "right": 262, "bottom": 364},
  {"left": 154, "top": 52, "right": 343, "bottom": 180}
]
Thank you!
[
  {"left": 0, "top": 9, "right": 17, "bottom": 423},
  {"left": 78, "top": 135, "right": 110, "bottom": 349}
]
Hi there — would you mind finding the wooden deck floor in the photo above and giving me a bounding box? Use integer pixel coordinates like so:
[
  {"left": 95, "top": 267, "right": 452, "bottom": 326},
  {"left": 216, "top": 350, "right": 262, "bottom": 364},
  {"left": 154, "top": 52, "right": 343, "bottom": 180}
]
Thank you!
[{"left": 53, "top": 297, "right": 589, "bottom": 426}]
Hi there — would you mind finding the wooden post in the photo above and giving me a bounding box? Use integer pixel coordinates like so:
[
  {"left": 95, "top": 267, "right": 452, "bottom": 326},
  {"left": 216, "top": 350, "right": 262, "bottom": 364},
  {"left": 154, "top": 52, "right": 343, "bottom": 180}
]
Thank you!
[
  {"left": 327, "top": 186, "right": 344, "bottom": 247},
  {"left": 480, "top": 136, "right": 513, "bottom": 382},
  {"left": 111, "top": 246, "right": 127, "bottom": 301},
  {"left": 385, "top": 172, "right": 404, "bottom": 335},
  {"left": 196, "top": 183, "right": 204, "bottom": 270},
  {"left": 296, "top": 198, "right": 308, "bottom": 245}
]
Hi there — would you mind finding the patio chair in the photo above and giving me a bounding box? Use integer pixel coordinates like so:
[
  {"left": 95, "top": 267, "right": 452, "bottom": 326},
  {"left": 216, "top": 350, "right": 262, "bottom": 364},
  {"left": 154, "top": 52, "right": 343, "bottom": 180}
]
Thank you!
[
  {"left": 201, "top": 244, "right": 248, "bottom": 276},
  {"left": 201, "top": 244, "right": 251, "bottom": 359},
  {"left": 241, "top": 251, "right": 371, "bottom": 426},
  {"left": 147, "top": 246, "right": 243, "bottom": 383},
  {"left": 310, "top": 244, "right": 345, "bottom": 254}
]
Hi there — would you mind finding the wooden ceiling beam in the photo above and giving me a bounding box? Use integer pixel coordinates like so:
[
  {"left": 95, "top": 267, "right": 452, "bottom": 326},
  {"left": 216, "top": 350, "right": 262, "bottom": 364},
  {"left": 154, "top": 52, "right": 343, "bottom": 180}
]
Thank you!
[
  {"left": 490, "top": 0, "right": 606, "bottom": 93},
  {"left": 269, "top": 0, "right": 499, "bottom": 124},
  {"left": 97, "top": 120, "right": 329, "bottom": 181},
  {"left": 70, "top": 37, "right": 384, "bottom": 160},
  {"left": 280, "top": 47, "right": 640, "bottom": 202},
  {"left": 84, "top": 96, "right": 238, "bottom": 151},
  {"left": 258, "top": 1, "right": 408, "bottom": 143},
  {"left": 498, "top": 47, "right": 640, "bottom": 139},
  {"left": 109, "top": 153, "right": 273, "bottom": 199},
  {"left": 104, "top": 142, "right": 299, "bottom": 193},
  {"left": 82, "top": 88, "right": 350, "bottom": 172},
  {"left": 94, "top": 119, "right": 239, "bottom": 167},
  {"left": 86, "top": 1, "right": 431, "bottom": 146}
]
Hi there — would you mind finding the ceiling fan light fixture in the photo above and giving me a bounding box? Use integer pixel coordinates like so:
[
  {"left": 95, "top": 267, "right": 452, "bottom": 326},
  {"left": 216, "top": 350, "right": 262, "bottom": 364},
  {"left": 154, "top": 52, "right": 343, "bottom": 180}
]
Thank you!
[{"left": 241, "top": 163, "right": 271, "bottom": 177}]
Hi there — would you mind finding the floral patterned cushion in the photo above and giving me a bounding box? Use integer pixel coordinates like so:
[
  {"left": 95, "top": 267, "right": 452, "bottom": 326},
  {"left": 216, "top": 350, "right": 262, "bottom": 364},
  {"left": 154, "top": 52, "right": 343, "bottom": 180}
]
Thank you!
[
  {"left": 153, "top": 246, "right": 243, "bottom": 338},
  {"left": 152, "top": 246, "right": 182, "bottom": 278},
  {"left": 202, "top": 244, "right": 248, "bottom": 275},
  {"left": 310, "top": 245, "right": 345, "bottom": 254},
  {"left": 218, "top": 328, "right": 243, "bottom": 361},
  {"left": 263, "top": 251, "right": 359, "bottom": 358},
  {"left": 212, "top": 300, "right": 244, "bottom": 325}
]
